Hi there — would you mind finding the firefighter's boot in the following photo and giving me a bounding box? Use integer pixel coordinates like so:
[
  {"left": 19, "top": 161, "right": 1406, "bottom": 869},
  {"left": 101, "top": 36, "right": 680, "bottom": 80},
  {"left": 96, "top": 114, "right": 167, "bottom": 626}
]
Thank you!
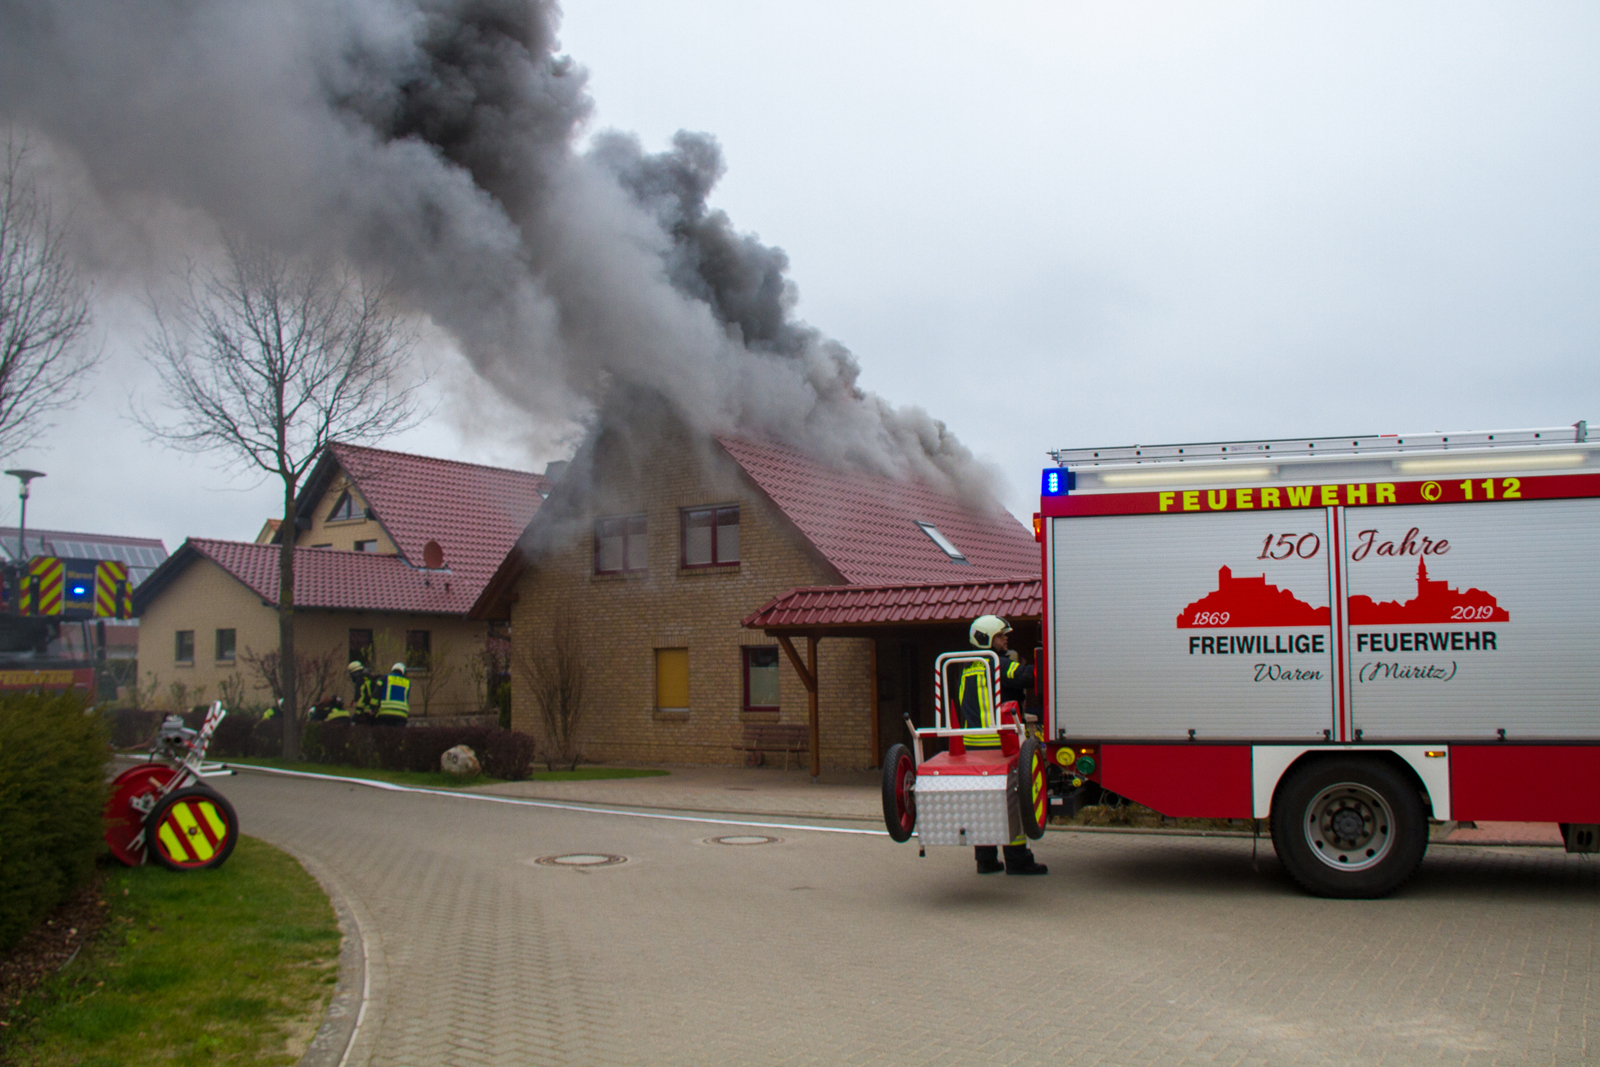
[
  {"left": 1003, "top": 844, "right": 1047, "bottom": 875},
  {"left": 974, "top": 846, "right": 1004, "bottom": 874}
]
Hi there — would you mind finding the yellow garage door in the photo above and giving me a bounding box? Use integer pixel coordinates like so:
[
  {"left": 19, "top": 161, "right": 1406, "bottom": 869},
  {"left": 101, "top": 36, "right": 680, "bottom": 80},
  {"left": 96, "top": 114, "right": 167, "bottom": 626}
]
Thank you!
[{"left": 655, "top": 648, "right": 689, "bottom": 711}]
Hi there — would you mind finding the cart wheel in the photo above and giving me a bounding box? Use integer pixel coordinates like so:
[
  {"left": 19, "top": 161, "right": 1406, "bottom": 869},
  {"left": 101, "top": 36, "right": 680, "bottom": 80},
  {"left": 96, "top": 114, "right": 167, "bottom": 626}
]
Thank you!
[
  {"left": 881, "top": 743, "right": 916, "bottom": 842},
  {"left": 1270, "top": 757, "right": 1426, "bottom": 899},
  {"left": 146, "top": 787, "right": 239, "bottom": 871},
  {"left": 104, "top": 763, "right": 182, "bottom": 866},
  {"left": 1018, "top": 738, "right": 1047, "bottom": 840}
]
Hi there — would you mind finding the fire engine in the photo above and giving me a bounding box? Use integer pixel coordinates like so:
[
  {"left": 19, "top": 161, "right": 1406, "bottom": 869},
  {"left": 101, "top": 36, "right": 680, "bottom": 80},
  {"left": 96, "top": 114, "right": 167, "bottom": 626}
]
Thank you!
[
  {"left": 0, "top": 552, "right": 134, "bottom": 694},
  {"left": 882, "top": 423, "right": 1600, "bottom": 898}
]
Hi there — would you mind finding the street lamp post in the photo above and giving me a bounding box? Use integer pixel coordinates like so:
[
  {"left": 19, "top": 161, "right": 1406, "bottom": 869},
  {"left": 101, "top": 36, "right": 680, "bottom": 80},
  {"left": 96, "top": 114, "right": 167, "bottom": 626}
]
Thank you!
[{"left": 4, "top": 469, "right": 46, "bottom": 562}]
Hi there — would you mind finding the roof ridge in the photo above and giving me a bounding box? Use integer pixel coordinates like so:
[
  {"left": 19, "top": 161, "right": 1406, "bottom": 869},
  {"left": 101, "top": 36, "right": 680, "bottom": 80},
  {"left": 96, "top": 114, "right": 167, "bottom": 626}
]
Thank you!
[{"left": 331, "top": 441, "right": 549, "bottom": 481}]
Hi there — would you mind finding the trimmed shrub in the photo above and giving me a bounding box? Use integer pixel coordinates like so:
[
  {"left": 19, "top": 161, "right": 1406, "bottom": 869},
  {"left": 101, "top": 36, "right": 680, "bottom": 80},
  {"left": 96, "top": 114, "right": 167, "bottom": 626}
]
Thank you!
[
  {"left": 0, "top": 691, "right": 110, "bottom": 952},
  {"left": 301, "top": 721, "right": 535, "bottom": 780}
]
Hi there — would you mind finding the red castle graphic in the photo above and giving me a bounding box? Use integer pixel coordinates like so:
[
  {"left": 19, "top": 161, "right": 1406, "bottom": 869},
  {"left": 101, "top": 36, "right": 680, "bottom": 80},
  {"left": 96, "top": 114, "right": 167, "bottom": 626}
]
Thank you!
[
  {"left": 1176, "top": 566, "right": 1329, "bottom": 628},
  {"left": 1347, "top": 559, "right": 1508, "bottom": 625}
]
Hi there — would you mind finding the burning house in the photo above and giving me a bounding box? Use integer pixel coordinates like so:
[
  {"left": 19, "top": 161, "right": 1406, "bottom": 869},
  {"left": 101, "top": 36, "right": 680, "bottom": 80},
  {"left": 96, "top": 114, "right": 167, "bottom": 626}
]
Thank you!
[{"left": 482, "top": 413, "right": 1039, "bottom": 770}]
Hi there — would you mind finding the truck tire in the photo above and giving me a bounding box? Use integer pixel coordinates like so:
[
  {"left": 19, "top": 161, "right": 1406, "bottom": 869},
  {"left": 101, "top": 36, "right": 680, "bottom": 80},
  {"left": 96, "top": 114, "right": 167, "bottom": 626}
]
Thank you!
[
  {"left": 1271, "top": 757, "right": 1427, "bottom": 899},
  {"left": 1017, "top": 738, "right": 1047, "bottom": 840},
  {"left": 882, "top": 743, "right": 916, "bottom": 842}
]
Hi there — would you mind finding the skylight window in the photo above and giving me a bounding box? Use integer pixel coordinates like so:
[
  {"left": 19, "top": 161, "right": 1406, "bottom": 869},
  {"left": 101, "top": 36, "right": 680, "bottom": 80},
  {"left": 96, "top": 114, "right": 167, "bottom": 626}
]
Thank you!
[{"left": 915, "top": 521, "right": 969, "bottom": 564}]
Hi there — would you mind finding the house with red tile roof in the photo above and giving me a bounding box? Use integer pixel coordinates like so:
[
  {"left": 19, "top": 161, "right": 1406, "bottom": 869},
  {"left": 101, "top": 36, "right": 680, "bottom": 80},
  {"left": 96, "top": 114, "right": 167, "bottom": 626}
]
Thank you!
[
  {"left": 134, "top": 444, "right": 551, "bottom": 717},
  {"left": 493, "top": 417, "right": 1039, "bottom": 769}
]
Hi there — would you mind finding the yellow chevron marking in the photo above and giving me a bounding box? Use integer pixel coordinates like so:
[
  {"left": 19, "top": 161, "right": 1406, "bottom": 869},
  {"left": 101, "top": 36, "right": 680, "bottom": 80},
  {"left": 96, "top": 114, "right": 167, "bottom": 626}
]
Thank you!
[
  {"left": 157, "top": 819, "right": 192, "bottom": 862},
  {"left": 169, "top": 802, "right": 216, "bottom": 861},
  {"left": 198, "top": 800, "right": 228, "bottom": 842}
]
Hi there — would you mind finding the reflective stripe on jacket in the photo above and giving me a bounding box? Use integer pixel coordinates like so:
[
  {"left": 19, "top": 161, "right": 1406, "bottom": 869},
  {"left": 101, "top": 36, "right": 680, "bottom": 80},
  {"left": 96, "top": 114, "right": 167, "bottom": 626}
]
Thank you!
[
  {"left": 958, "top": 661, "right": 998, "bottom": 747},
  {"left": 378, "top": 674, "right": 410, "bottom": 719}
]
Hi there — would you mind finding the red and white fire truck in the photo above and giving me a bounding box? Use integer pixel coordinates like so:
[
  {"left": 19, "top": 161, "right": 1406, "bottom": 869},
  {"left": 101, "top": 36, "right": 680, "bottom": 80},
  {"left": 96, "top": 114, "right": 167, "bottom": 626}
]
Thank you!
[{"left": 883, "top": 424, "right": 1600, "bottom": 898}]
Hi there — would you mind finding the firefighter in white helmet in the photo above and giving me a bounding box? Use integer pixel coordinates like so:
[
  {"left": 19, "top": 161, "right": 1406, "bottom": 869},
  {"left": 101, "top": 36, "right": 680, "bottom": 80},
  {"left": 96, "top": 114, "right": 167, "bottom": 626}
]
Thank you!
[
  {"left": 961, "top": 615, "right": 1045, "bottom": 875},
  {"left": 375, "top": 662, "right": 410, "bottom": 726}
]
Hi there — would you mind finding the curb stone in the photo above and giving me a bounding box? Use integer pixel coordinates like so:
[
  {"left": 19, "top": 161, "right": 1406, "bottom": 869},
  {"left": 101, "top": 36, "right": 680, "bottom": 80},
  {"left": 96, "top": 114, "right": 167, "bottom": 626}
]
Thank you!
[{"left": 279, "top": 846, "right": 368, "bottom": 1067}]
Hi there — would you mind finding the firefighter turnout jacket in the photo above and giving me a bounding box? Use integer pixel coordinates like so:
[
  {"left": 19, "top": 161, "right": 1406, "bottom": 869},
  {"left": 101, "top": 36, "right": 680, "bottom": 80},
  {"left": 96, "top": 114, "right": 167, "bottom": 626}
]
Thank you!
[
  {"left": 958, "top": 657, "right": 1035, "bottom": 748},
  {"left": 377, "top": 672, "right": 410, "bottom": 723}
]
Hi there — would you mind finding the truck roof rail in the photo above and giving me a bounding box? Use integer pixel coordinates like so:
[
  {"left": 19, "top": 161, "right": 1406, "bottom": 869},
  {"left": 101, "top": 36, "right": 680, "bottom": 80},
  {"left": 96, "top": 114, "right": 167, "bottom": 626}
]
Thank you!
[{"left": 1050, "top": 422, "right": 1588, "bottom": 469}]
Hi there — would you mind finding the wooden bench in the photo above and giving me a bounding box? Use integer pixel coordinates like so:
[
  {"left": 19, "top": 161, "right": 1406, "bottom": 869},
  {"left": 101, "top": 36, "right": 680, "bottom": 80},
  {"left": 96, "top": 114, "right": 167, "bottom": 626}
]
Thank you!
[{"left": 733, "top": 723, "right": 811, "bottom": 770}]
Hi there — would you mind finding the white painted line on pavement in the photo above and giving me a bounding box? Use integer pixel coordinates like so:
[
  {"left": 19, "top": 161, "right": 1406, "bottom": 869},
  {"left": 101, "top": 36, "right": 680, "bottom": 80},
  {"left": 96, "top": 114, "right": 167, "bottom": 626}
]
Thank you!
[{"left": 231, "top": 764, "right": 891, "bottom": 837}]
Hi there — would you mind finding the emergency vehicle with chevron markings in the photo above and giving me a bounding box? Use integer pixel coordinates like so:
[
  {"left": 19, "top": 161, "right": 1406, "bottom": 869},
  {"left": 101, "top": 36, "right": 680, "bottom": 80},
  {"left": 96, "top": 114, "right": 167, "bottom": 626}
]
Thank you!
[
  {"left": 0, "top": 555, "right": 134, "bottom": 693},
  {"left": 1030, "top": 423, "right": 1600, "bottom": 897}
]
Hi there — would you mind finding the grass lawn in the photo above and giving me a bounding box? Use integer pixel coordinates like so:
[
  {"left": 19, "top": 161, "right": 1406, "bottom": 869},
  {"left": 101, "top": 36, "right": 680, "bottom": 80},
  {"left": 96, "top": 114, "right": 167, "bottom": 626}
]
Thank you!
[
  {"left": 3, "top": 837, "right": 339, "bottom": 1066},
  {"left": 221, "top": 757, "right": 669, "bottom": 787}
]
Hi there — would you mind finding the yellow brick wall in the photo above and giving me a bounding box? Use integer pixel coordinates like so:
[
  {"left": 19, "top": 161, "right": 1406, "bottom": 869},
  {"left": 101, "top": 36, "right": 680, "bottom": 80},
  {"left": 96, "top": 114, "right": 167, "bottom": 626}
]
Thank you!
[
  {"left": 137, "top": 557, "right": 489, "bottom": 717},
  {"left": 509, "top": 428, "right": 879, "bottom": 769}
]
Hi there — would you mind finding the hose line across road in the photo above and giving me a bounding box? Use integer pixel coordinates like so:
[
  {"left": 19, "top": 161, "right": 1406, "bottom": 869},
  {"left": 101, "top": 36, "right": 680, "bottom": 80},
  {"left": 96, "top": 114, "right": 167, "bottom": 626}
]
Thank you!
[{"left": 212, "top": 768, "right": 1600, "bottom": 1067}]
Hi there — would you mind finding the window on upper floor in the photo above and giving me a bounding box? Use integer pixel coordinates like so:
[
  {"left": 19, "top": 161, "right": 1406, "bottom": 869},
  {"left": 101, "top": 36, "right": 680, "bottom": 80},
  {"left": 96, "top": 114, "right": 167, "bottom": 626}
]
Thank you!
[
  {"left": 742, "top": 646, "right": 780, "bottom": 711},
  {"left": 311, "top": 543, "right": 332, "bottom": 549},
  {"left": 328, "top": 490, "right": 358, "bottom": 522},
  {"left": 594, "top": 515, "right": 647, "bottom": 574},
  {"left": 215, "top": 629, "right": 236, "bottom": 662},
  {"left": 681, "top": 505, "right": 739, "bottom": 568},
  {"left": 354, "top": 539, "right": 377, "bottom": 552},
  {"left": 175, "top": 630, "right": 194, "bottom": 663}
]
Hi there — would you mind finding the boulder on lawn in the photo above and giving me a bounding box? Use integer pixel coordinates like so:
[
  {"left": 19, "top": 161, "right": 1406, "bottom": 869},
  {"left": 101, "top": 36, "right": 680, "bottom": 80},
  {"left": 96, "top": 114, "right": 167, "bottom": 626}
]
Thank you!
[{"left": 441, "top": 744, "right": 481, "bottom": 778}]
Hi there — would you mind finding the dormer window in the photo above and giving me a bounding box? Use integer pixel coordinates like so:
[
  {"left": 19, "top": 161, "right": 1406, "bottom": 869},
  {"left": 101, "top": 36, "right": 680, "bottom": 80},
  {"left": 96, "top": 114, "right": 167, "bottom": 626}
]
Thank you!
[
  {"left": 915, "top": 521, "right": 969, "bottom": 565},
  {"left": 328, "top": 490, "right": 357, "bottom": 522}
]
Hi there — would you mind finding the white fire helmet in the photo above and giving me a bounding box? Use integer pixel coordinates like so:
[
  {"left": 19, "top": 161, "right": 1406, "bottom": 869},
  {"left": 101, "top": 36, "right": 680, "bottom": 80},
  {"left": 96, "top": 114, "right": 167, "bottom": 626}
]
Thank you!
[
  {"left": 969, "top": 615, "right": 1011, "bottom": 649},
  {"left": 347, "top": 661, "right": 364, "bottom": 673},
  {"left": 391, "top": 662, "right": 407, "bottom": 675}
]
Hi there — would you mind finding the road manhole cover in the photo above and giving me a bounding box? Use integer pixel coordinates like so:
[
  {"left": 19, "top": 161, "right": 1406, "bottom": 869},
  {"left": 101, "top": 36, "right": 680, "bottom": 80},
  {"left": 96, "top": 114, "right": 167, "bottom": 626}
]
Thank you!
[
  {"left": 707, "top": 835, "right": 782, "bottom": 846},
  {"left": 533, "top": 853, "right": 628, "bottom": 868}
]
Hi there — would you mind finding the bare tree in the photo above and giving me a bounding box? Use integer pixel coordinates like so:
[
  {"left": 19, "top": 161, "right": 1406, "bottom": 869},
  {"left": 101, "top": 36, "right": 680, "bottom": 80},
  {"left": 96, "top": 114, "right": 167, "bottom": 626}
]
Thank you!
[
  {"left": 0, "top": 136, "right": 97, "bottom": 457},
  {"left": 141, "top": 238, "right": 423, "bottom": 758},
  {"left": 514, "top": 615, "right": 588, "bottom": 771}
]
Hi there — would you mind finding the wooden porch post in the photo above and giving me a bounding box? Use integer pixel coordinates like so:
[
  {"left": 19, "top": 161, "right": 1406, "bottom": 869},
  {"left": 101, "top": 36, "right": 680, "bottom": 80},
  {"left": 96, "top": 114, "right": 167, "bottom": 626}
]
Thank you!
[
  {"left": 869, "top": 639, "right": 880, "bottom": 768},
  {"left": 807, "top": 635, "right": 819, "bottom": 780},
  {"left": 776, "top": 634, "right": 821, "bottom": 781}
]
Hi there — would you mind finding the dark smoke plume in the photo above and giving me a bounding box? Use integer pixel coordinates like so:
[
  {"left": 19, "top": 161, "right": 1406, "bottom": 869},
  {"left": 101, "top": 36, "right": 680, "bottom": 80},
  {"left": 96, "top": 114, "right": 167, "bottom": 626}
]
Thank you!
[{"left": 0, "top": 0, "right": 1000, "bottom": 502}]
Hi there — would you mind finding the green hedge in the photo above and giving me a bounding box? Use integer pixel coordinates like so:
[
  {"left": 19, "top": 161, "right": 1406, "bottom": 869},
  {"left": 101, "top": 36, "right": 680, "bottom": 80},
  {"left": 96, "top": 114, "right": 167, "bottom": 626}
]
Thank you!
[
  {"left": 0, "top": 691, "right": 109, "bottom": 953},
  {"left": 303, "top": 721, "right": 535, "bottom": 780}
]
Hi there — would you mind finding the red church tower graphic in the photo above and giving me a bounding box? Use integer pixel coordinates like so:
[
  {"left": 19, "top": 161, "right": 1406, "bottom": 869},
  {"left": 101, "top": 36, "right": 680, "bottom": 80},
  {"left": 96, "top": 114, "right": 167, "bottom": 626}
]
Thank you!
[
  {"left": 1347, "top": 559, "right": 1508, "bottom": 624},
  {"left": 1176, "top": 566, "right": 1330, "bottom": 628}
]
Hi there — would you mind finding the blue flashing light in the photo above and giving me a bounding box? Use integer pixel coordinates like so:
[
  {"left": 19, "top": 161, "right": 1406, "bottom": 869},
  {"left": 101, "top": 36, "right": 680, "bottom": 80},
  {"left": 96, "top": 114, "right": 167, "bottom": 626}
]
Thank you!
[
  {"left": 1041, "top": 469, "right": 1074, "bottom": 497},
  {"left": 71, "top": 585, "right": 88, "bottom": 596}
]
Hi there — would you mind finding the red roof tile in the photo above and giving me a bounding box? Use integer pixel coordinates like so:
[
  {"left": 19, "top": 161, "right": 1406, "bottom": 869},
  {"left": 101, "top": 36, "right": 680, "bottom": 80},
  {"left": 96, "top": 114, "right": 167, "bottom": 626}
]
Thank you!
[
  {"left": 716, "top": 437, "right": 1039, "bottom": 585},
  {"left": 327, "top": 443, "right": 549, "bottom": 610},
  {"left": 188, "top": 539, "right": 474, "bottom": 613},
  {"left": 743, "top": 578, "right": 1042, "bottom": 630}
]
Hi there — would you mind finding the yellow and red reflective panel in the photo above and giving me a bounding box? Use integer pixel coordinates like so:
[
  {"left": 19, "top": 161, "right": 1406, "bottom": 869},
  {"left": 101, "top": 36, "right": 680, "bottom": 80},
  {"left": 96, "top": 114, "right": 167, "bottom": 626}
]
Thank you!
[
  {"left": 22, "top": 557, "right": 63, "bottom": 615},
  {"left": 153, "top": 796, "right": 230, "bottom": 867},
  {"left": 1028, "top": 747, "right": 1048, "bottom": 831},
  {"left": 95, "top": 560, "right": 131, "bottom": 617}
]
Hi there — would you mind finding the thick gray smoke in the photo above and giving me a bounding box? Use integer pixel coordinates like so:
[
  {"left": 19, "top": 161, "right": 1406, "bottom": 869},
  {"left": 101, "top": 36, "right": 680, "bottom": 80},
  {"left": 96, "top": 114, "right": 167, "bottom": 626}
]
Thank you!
[{"left": 0, "top": 0, "right": 1000, "bottom": 503}]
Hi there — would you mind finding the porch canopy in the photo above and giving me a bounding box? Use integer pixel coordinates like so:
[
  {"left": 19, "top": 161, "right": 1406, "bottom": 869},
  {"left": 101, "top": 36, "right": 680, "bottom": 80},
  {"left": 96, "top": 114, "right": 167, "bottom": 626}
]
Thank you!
[{"left": 742, "top": 576, "right": 1041, "bottom": 777}]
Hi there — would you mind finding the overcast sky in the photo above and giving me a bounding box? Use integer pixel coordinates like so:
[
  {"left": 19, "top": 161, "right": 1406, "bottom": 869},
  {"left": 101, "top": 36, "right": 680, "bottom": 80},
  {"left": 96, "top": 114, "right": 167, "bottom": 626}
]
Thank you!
[{"left": 9, "top": 1, "right": 1600, "bottom": 553}]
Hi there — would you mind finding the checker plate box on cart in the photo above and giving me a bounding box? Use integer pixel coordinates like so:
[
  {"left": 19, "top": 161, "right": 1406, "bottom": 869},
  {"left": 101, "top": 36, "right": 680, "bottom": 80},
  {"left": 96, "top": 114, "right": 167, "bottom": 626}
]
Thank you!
[{"left": 913, "top": 771, "right": 1021, "bottom": 847}]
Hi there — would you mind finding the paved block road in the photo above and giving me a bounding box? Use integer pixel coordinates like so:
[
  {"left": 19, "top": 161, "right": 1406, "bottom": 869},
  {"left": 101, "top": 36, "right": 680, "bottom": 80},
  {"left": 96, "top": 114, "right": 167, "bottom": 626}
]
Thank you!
[{"left": 217, "top": 771, "right": 1598, "bottom": 1066}]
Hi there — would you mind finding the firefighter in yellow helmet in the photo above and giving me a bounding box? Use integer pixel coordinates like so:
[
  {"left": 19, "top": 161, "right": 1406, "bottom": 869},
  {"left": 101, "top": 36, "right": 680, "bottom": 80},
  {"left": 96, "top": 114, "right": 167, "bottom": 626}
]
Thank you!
[
  {"left": 344, "top": 660, "right": 377, "bottom": 723},
  {"left": 375, "top": 662, "right": 410, "bottom": 726},
  {"left": 961, "top": 615, "right": 1046, "bottom": 875}
]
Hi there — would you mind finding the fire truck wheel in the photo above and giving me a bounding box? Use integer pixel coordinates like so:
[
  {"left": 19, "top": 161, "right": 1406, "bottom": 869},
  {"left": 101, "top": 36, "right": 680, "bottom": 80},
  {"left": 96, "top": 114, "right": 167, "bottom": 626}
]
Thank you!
[
  {"left": 1271, "top": 758, "right": 1427, "bottom": 899},
  {"left": 1017, "top": 739, "right": 1047, "bottom": 840},
  {"left": 145, "top": 787, "right": 240, "bottom": 872},
  {"left": 881, "top": 743, "right": 917, "bottom": 842}
]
